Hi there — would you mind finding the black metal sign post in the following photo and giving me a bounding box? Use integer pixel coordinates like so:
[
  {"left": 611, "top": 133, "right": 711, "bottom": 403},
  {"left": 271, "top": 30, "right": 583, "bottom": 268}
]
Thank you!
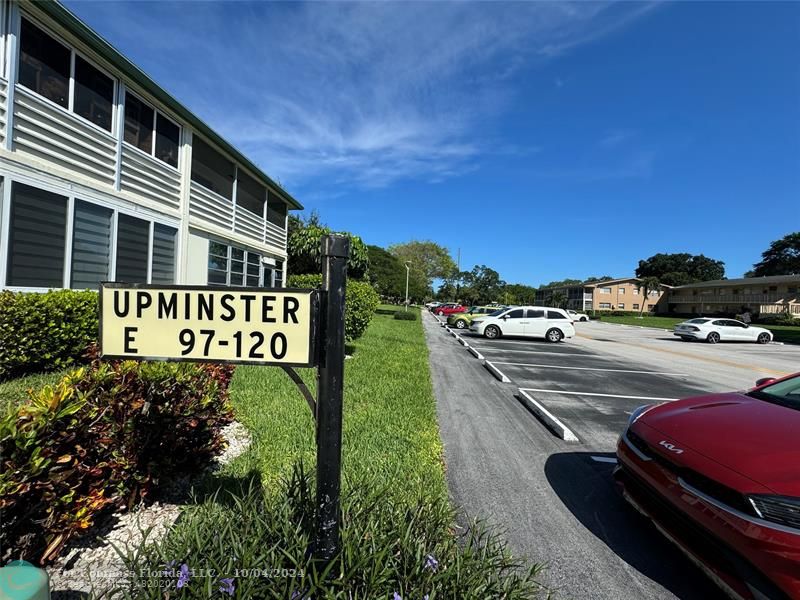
[{"left": 314, "top": 234, "right": 350, "bottom": 561}]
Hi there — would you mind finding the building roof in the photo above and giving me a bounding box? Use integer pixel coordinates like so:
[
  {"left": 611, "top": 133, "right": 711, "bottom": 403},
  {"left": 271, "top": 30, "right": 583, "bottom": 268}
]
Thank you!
[
  {"left": 673, "top": 274, "right": 800, "bottom": 289},
  {"left": 36, "top": 0, "right": 303, "bottom": 210},
  {"left": 581, "top": 277, "right": 673, "bottom": 288}
]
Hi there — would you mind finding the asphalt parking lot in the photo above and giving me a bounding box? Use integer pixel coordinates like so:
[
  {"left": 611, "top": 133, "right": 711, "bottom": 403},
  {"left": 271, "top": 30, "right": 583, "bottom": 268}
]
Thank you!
[{"left": 424, "top": 311, "right": 800, "bottom": 600}]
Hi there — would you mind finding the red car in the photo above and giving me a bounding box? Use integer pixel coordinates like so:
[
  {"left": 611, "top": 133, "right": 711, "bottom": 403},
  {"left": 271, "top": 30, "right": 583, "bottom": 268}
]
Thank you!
[
  {"left": 435, "top": 304, "right": 467, "bottom": 316},
  {"left": 615, "top": 373, "right": 800, "bottom": 600}
]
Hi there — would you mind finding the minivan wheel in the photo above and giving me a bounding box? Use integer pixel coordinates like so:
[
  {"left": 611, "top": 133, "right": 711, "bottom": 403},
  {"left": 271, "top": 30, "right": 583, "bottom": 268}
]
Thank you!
[
  {"left": 455, "top": 320, "right": 467, "bottom": 329},
  {"left": 546, "top": 328, "right": 563, "bottom": 343},
  {"left": 484, "top": 325, "right": 501, "bottom": 339},
  {"left": 706, "top": 332, "right": 720, "bottom": 344},
  {"left": 757, "top": 332, "right": 771, "bottom": 344}
]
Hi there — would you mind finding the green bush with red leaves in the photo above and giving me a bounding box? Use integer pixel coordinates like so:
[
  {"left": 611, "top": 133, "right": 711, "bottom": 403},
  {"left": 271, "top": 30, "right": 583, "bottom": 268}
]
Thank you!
[{"left": 0, "top": 348, "right": 234, "bottom": 565}]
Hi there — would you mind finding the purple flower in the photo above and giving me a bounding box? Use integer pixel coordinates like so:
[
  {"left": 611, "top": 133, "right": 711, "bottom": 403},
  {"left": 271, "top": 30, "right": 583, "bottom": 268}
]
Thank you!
[
  {"left": 393, "top": 594, "right": 402, "bottom": 600},
  {"left": 424, "top": 554, "right": 439, "bottom": 572},
  {"left": 291, "top": 592, "right": 302, "bottom": 600},
  {"left": 176, "top": 563, "right": 191, "bottom": 589},
  {"left": 423, "top": 596, "right": 429, "bottom": 600},
  {"left": 218, "top": 577, "right": 235, "bottom": 596}
]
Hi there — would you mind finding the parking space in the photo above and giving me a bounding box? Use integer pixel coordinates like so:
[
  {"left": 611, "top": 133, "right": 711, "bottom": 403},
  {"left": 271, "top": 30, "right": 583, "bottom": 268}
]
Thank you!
[{"left": 457, "top": 320, "right": 800, "bottom": 448}]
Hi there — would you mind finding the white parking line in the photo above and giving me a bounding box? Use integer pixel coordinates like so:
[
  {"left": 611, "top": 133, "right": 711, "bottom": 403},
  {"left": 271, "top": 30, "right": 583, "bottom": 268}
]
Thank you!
[
  {"left": 470, "top": 347, "right": 591, "bottom": 357},
  {"left": 519, "top": 388, "right": 679, "bottom": 402},
  {"left": 493, "top": 362, "right": 688, "bottom": 376}
]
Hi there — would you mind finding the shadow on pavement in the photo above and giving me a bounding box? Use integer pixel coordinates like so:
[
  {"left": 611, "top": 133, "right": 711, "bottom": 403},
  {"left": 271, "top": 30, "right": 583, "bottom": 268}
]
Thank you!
[{"left": 544, "top": 452, "right": 727, "bottom": 600}]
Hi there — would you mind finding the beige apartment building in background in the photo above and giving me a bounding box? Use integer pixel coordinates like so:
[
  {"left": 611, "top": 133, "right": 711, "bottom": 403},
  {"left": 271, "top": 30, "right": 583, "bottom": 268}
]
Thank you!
[
  {"left": 668, "top": 275, "right": 800, "bottom": 317},
  {"left": 535, "top": 277, "right": 670, "bottom": 313}
]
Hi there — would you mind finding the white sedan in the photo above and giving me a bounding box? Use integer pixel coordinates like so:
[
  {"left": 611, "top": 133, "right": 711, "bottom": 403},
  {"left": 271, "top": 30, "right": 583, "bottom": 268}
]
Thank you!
[
  {"left": 567, "top": 309, "right": 589, "bottom": 322},
  {"left": 673, "top": 318, "right": 773, "bottom": 344}
]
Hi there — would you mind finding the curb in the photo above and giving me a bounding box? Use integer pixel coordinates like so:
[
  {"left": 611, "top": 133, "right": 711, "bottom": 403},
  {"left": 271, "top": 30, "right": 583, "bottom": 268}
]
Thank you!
[
  {"left": 484, "top": 360, "right": 511, "bottom": 383},
  {"left": 516, "top": 389, "right": 579, "bottom": 442},
  {"left": 457, "top": 335, "right": 469, "bottom": 347},
  {"left": 468, "top": 346, "right": 484, "bottom": 360}
]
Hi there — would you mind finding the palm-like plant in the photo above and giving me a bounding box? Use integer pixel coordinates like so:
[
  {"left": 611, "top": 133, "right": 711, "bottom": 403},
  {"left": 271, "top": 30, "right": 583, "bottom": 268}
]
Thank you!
[
  {"left": 548, "top": 291, "right": 567, "bottom": 309},
  {"left": 636, "top": 276, "right": 661, "bottom": 317}
]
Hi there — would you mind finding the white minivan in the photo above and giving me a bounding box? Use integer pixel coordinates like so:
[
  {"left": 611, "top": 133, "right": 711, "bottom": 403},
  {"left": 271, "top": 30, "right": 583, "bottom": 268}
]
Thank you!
[{"left": 469, "top": 306, "right": 575, "bottom": 342}]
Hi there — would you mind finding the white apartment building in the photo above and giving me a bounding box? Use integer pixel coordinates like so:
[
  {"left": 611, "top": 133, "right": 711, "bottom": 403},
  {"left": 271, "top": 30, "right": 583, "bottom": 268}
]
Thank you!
[{"left": 0, "top": 0, "right": 301, "bottom": 293}]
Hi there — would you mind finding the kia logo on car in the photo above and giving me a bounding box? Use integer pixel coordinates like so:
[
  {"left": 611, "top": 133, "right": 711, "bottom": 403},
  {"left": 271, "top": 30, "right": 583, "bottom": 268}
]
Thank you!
[{"left": 659, "top": 440, "right": 684, "bottom": 454}]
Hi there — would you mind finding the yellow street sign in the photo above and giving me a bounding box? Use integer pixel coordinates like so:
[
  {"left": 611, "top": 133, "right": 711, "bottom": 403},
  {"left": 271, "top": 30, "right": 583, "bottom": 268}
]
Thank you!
[{"left": 99, "top": 284, "right": 317, "bottom": 366}]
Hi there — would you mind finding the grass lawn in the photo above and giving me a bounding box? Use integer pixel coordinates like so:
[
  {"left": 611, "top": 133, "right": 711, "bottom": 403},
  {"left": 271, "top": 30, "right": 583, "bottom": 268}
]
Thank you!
[
  {"left": 0, "top": 368, "right": 71, "bottom": 415},
  {"left": 599, "top": 315, "right": 800, "bottom": 344},
  {"left": 116, "top": 305, "right": 543, "bottom": 598},
  {"left": 225, "top": 304, "right": 443, "bottom": 499}
]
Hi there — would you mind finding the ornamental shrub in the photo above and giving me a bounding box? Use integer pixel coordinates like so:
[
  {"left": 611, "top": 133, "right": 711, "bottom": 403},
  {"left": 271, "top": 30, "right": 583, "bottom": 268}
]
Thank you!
[
  {"left": 394, "top": 310, "right": 417, "bottom": 321},
  {"left": 0, "top": 289, "right": 98, "bottom": 381},
  {"left": 0, "top": 348, "right": 234, "bottom": 565},
  {"left": 287, "top": 275, "right": 379, "bottom": 342}
]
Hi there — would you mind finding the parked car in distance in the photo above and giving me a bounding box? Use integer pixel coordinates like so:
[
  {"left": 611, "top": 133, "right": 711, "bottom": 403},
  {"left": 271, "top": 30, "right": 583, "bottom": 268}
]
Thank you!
[
  {"left": 615, "top": 372, "right": 800, "bottom": 599},
  {"left": 435, "top": 304, "right": 467, "bottom": 316},
  {"left": 673, "top": 318, "right": 773, "bottom": 344},
  {"left": 447, "top": 306, "right": 500, "bottom": 329},
  {"left": 567, "top": 309, "right": 589, "bottom": 322},
  {"left": 470, "top": 306, "right": 575, "bottom": 342},
  {"left": 425, "top": 301, "right": 442, "bottom": 310}
]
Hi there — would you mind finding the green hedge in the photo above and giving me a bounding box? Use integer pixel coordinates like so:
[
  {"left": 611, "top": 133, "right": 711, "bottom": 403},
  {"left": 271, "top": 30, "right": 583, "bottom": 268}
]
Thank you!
[
  {"left": 0, "top": 349, "right": 234, "bottom": 565},
  {"left": 394, "top": 310, "right": 417, "bottom": 321},
  {"left": 287, "top": 274, "right": 379, "bottom": 342},
  {"left": 0, "top": 290, "right": 98, "bottom": 381}
]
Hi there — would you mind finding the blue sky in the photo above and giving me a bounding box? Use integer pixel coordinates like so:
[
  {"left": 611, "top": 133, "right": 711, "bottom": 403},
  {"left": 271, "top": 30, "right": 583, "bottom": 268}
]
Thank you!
[{"left": 65, "top": 1, "right": 800, "bottom": 286}]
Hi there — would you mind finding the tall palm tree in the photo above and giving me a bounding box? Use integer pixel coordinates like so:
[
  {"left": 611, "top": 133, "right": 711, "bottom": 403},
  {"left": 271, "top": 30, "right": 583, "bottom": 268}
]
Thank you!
[{"left": 636, "top": 276, "right": 661, "bottom": 317}]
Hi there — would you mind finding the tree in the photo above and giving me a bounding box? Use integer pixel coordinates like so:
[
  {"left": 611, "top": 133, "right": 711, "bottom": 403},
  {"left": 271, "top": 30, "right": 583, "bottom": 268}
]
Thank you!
[
  {"left": 540, "top": 278, "right": 582, "bottom": 289},
  {"left": 547, "top": 291, "right": 567, "bottom": 308},
  {"left": 288, "top": 217, "right": 369, "bottom": 279},
  {"left": 584, "top": 275, "right": 614, "bottom": 283},
  {"left": 458, "top": 265, "right": 505, "bottom": 305},
  {"left": 636, "top": 253, "right": 724, "bottom": 286},
  {"left": 367, "top": 245, "right": 405, "bottom": 299},
  {"left": 749, "top": 232, "right": 800, "bottom": 276},
  {"left": 636, "top": 276, "right": 661, "bottom": 316},
  {"left": 388, "top": 241, "right": 457, "bottom": 290},
  {"left": 501, "top": 283, "right": 538, "bottom": 305}
]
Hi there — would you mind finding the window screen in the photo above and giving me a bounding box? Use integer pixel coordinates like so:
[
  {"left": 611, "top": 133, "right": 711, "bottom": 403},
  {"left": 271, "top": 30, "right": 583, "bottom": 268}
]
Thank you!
[
  {"left": 208, "top": 241, "right": 228, "bottom": 285},
  {"left": 230, "top": 248, "right": 245, "bottom": 286},
  {"left": 71, "top": 200, "right": 112, "bottom": 289},
  {"left": 237, "top": 171, "right": 265, "bottom": 216},
  {"left": 73, "top": 55, "right": 114, "bottom": 132},
  {"left": 124, "top": 93, "right": 154, "bottom": 153},
  {"left": 18, "top": 18, "right": 70, "bottom": 108},
  {"left": 267, "top": 200, "right": 287, "bottom": 227},
  {"left": 274, "top": 260, "right": 284, "bottom": 287},
  {"left": 7, "top": 183, "right": 67, "bottom": 287},
  {"left": 115, "top": 214, "right": 149, "bottom": 282},
  {"left": 155, "top": 114, "right": 179, "bottom": 168},
  {"left": 247, "top": 252, "right": 261, "bottom": 286},
  {"left": 151, "top": 224, "right": 177, "bottom": 284},
  {"left": 191, "top": 137, "right": 234, "bottom": 199}
]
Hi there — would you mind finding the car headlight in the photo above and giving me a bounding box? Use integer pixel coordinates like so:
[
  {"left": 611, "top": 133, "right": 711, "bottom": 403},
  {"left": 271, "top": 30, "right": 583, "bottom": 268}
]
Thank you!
[
  {"left": 627, "top": 404, "right": 656, "bottom": 428},
  {"left": 748, "top": 495, "right": 800, "bottom": 530}
]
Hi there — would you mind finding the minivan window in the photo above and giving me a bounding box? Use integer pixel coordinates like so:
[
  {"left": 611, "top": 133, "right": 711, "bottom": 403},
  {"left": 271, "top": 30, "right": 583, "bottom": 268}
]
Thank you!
[
  {"left": 547, "top": 310, "right": 567, "bottom": 319},
  {"left": 507, "top": 309, "right": 524, "bottom": 319},
  {"left": 527, "top": 309, "right": 545, "bottom": 318}
]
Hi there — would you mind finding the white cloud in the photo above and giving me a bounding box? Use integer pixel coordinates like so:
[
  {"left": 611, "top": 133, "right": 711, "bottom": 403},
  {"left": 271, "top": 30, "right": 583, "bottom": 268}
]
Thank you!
[{"left": 70, "top": 1, "right": 659, "bottom": 190}]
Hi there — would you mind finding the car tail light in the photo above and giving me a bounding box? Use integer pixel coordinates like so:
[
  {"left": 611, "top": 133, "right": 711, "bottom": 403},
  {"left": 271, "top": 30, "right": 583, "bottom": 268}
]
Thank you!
[
  {"left": 686, "top": 326, "right": 699, "bottom": 331},
  {"left": 748, "top": 495, "right": 800, "bottom": 530}
]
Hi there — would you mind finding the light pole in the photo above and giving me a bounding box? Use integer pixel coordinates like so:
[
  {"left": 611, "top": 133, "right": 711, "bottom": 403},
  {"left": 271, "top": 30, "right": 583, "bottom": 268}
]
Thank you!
[{"left": 404, "top": 261, "right": 411, "bottom": 311}]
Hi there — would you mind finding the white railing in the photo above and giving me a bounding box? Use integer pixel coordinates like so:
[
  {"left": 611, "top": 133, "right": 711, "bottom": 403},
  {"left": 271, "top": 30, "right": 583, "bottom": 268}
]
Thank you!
[
  {"left": 120, "top": 144, "right": 181, "bottom": 211},
  {"left": 265, "top": 221, "right": 286, "bottom": 249},
  {"left": 671, "top": 293, "right": 794, "bottom": 304},
  {"left": 189, "top": 182, "right": 234, "bottom": 230},
  {"left": 190, "top": 182, "right": 288, "bottom": 250},
  {"left": 12, "top": 86, "right": 117, "bottom": 187},
  {"left": 234, "top": 205, "right": 263, "bottom": 240},
  {"left": 0, "top": 77, "right": 7, "bottom": 146}
]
